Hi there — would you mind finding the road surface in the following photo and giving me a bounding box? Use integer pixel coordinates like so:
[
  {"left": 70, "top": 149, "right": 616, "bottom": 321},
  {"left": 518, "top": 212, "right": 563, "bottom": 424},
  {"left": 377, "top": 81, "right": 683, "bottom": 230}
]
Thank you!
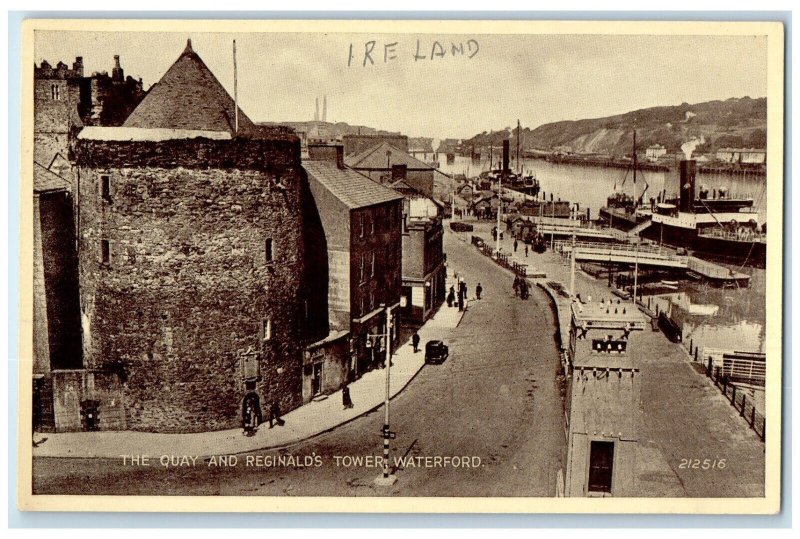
[{"left": 33, "top": 227, "right": 567, "bottom": 496}]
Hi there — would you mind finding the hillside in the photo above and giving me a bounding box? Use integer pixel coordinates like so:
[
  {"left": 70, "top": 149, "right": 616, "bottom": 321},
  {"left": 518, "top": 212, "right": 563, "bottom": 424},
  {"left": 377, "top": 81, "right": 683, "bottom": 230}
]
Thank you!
[{"left": 461, "top": 97, "right": 766, "bottom": 156}]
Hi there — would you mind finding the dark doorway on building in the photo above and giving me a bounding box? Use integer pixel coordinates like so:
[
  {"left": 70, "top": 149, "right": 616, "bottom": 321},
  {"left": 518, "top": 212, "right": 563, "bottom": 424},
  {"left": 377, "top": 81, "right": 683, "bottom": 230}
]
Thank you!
[
  {"left": 242, "top": 392, "right": 263, "bottom": 425},
  {"left": 588, "top": 440, "right": 615, "bottom": 494},
  {"left": 311, "top": 362, "right": 323, "bottom": 397}
]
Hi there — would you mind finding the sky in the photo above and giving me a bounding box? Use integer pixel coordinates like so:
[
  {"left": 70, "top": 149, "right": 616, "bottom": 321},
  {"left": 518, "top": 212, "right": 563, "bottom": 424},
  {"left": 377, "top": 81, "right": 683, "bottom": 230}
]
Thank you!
[{"left": 34, "top": 30, "right": 768, "bottom": 140}]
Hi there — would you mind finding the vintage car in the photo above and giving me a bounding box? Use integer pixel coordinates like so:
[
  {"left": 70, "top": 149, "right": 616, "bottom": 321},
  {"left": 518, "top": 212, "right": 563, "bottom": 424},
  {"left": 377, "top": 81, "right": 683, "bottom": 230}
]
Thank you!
[{"left": 424, "top": 340, "right": 450, "bottom": 365}]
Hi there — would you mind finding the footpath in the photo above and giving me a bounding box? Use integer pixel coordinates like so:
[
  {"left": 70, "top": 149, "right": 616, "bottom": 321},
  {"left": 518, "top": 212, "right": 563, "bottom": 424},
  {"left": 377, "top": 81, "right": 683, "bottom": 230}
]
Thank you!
[
  {"left": 33, "top": 296, "right": 466, "bottom": 459},
  {"left": 469, "top": 221, "right": 765, "bottom": 497}
]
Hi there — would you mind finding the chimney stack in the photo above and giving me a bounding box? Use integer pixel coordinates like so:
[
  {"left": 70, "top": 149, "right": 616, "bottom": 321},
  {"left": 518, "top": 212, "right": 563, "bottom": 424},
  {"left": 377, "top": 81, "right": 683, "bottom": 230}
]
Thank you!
[
  {"left": 314, "top": 97, "right": 319, "bottom": 122},
  {"left": 112, "top": 54, "right": 124, "bottom": 81},
  {"left": 323, "top": 94, "right": 327, "bottom": 123},
  {"left": 391, "top": 164, "right": 407, "bottom": 181},
  {"left": 679, "top": 160, "right": 696, "bottom": 213},
  {"left": 308, "top": 143, "right": 344, "bottom": 169},
  {"left": 73, "top": 56, "right": 84, "bottom": 77},
  {"left": 502, "top": 140, "right": 510, "bottom": 173}
]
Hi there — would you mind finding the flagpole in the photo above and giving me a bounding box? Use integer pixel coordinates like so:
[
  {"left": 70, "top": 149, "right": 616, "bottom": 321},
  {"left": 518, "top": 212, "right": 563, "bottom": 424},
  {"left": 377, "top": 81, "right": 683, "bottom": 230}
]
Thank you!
[{"left": 233, "top": 39, "right": 239, "bottom": 134}]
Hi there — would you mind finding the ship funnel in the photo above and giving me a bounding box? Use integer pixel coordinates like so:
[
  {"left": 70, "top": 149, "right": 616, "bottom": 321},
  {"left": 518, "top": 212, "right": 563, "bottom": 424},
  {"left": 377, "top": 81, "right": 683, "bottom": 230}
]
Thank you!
[
  {"left": 679, "top": 160, "right": 696, "bottom": 213},
  {"left": 502, "top": 140, "right": 510, "bottom": 173}
]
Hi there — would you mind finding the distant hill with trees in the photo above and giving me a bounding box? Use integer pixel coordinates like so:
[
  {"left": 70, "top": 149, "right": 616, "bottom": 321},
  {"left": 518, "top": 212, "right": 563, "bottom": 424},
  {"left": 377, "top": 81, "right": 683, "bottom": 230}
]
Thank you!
[{"left": 461, "top": 97, "right": 767, "bottom": 157}]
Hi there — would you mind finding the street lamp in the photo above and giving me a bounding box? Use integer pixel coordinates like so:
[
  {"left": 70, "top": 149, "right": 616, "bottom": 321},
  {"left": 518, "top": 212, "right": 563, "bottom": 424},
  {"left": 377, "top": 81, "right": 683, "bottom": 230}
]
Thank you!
[{"left": 375, "top": 303, "right": 398, "bottom": 486}]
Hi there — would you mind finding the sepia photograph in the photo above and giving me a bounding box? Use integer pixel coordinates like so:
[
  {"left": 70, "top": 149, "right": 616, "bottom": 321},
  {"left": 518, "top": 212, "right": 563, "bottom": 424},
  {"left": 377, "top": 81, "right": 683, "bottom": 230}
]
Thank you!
[{"left": 17, "top": 18, "right": 784, "bottom": 513}]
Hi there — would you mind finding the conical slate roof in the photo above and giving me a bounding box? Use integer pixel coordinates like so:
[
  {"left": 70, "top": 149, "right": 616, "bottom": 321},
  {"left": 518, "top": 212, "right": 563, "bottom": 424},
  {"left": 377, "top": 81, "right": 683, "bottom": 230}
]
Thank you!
[{"left": 123, "top": 39, "right": 255, "bottom": 133}]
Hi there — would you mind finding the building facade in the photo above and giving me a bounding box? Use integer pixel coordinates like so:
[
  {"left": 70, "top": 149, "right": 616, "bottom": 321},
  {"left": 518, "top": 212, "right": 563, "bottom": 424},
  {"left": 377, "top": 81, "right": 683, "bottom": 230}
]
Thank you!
[
  {"left": 715, "top": 148, "right": 767, "bottom": 165},
  {"left": 645, "top": 144, "right": 667, "bottom": 162},
  {"left": 32, "top": 40, "right": 308, "bottom": 433},
  {"left": 33, "top": 54, "right": 146, "bottom": 432},
  {"left": 393, "top": 181, "right": 446, "bottom": 324},
  {"left": 565, "top": 300, "right": 647, "bottom": 497},
  {"left": 34, "top": 56, "right": 145, "bottom": 183},
  {"left": 72, "top": 130, "right": 306, "bottom": 433},
  {"left": 303, "top": 144, "right": 405, "bottom": 393},
  {"left": 345, "top": 141, "right": 439, "bottom": 198}
]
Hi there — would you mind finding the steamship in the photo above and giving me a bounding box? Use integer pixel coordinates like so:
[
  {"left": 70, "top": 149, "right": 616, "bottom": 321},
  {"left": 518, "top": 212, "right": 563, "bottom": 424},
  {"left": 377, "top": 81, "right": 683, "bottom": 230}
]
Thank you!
[{"left": 602, "top": 159, "right": 766, "bottom": 268}]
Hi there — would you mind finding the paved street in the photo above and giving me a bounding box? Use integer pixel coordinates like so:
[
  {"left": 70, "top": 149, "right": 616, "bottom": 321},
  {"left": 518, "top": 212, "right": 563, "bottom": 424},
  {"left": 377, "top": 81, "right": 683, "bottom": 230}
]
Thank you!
[{"left": 32, "top": 226, "right": 567, "bottom": 496}]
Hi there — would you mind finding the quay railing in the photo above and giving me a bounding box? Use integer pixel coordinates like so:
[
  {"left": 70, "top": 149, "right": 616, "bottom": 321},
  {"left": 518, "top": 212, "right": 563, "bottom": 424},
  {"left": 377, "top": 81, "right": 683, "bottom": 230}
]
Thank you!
[
  {"left": 708, "top": 363, "right": 765, "bottom": 442},
  {"left": 554, "top": 240, "right": 689, "bottom": 266},
  {"left": 698, "top": 227, "right": 766, "bottom": 243},
  {"left": 686, "top": 341, "right": 766, "bottom": 442},
  {"left": 471, "top": 235, "right": 528, "bottom": 277},
  {"left": 686, "top": 256, "right": 749, "bottom": 281}
]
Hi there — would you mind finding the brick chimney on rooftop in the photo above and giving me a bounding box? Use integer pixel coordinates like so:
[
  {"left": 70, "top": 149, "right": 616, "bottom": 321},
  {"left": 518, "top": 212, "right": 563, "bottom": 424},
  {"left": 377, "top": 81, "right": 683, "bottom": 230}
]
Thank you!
[{"left": 307, "top": 143, "right": 344, "bottom": 169}]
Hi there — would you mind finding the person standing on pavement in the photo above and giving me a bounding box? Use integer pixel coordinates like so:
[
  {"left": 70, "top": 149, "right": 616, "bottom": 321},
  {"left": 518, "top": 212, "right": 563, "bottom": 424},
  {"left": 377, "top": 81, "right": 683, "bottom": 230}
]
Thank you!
[
  {"left": 342, "top": 383, "right": 354, "bottom": 409},
  {"left": 447, "top": 286, "right": 455, "bottom": 308},
  {"left": 412, "top": 332, "right": 420, "bottom": 353},
  {"left": 243, "top": 403, "right": 256, "bottom": 436},
  {"left": 476, "top": 283, "right": 483, "bottom": 300},
  {"left": 269, "top": 400, "right": 285, "bottom": 428},
  {"left": 513, "top": 275, "right": 520, "bottom": 296},
  {"left": 514, "top": 239, "right": 518, "bottom": 252},
  {"left": 525, "top": 244, "right": 529, "bottom": 257}
]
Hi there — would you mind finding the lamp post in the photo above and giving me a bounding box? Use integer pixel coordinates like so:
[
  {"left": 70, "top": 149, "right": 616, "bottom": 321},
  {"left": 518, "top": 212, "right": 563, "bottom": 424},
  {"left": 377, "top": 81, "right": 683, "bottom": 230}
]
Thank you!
[
  {"left": 375, "top": 303, "right": 397, "bottom": 486},
  {"left": 496, "top": 175, "right": 503, "bottom": 255}
]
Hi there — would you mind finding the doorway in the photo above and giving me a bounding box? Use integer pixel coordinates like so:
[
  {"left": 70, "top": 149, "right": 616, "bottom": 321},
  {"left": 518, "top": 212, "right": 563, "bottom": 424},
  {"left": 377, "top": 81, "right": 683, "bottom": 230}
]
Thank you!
[
  {"left": 588, "top": 440, "right": 614, "bottom": 494},
  {"left": 312, "top": 361, "right": 323, "bottom": 397}
]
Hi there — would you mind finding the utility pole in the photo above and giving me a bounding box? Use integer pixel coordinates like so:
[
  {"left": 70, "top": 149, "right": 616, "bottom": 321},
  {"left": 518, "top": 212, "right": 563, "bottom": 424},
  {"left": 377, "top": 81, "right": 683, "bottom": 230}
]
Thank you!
[
  {"left": 632, "top": 238, "right": 640, "bottom": 304},
  {"left": 550, "top": 197, "right": 555, "bottom": 250},
  {"left": 451, "top": 176, "right": 457, "bottom": 222},
  {"left": 570, "top": 227, "right": 577, "bottom": 298},
  {"left": 375, "top": 304, "right": 397, "bottom": 486}
]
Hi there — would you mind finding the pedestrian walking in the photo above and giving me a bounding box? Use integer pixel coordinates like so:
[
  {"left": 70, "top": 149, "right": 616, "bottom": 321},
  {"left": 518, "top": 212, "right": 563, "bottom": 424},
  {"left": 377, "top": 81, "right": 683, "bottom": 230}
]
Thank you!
[
  {"left": 525, "top": 244, "right": 529, "bottom": 257},
  {"left": 514, "top": 239, "right": 518, "bottom": 252},
  {"left": 520, "top": 279, "right": 529, "bottom": 300},
  {"left": 447, "top": 286, "right": 455, "bottom": 307},
  {"left": 513, "top": 275, "right": 520, "bottom": 296},
  {"left": 412, "top": 332, "right": 420, "bottom": 353},
  {"left": 342, "top": 383, "right": 354, "bottom": 409},
  {"left": 476, "top": 283, "right": 483, "bottom": 300},
  {"left": 268, "top": 400, "right": 285, "bottom": 428}
]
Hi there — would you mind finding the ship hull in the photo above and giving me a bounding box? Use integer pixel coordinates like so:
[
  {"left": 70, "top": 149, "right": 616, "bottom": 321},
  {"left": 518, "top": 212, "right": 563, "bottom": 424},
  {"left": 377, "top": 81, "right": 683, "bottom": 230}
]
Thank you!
[
  {"left": 598, "top": 206, "right": 641, "bottom": 231},
  {"left": 642, "top": 222, "right": 766, "bottom": 268}
]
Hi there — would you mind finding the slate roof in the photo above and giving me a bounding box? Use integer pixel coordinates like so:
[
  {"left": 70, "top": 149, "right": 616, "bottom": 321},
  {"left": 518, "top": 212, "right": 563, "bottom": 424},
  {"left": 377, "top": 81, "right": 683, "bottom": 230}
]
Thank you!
[
  {"left": 34, "top": 163, "right": 70, "bottom": 193},
  {"left": 304, "top": 161, "right": 403, "bottom": 209},
  {"left": 123, "top": 39, "right": 255, "bottom": 133},
  {"left": 345, "top": 142, "right": 436, "bottom": 170}
]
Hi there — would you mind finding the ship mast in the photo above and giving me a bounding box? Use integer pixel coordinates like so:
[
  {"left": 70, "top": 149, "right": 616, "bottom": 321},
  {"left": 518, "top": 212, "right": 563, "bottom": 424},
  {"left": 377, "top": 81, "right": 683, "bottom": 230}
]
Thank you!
[{"left": 632, "top": 128, "right": 637, "bottom": 209}]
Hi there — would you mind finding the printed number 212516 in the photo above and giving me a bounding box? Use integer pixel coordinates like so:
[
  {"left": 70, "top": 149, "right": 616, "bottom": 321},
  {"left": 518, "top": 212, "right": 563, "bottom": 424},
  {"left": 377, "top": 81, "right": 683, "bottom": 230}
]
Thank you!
[{"left": 679, "top": 458, "right": 727, "bottom": 470}]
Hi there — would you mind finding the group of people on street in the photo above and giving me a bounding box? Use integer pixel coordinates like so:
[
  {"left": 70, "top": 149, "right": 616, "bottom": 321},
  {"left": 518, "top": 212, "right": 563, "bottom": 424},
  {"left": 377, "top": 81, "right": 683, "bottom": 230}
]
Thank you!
[
  {"left": 242, "top": 398, "right": 285, "bottom": 437},
  {"left": 513, "top": 274, "right": 530, "bottom": 300},
  {"left": 447, "top": 273, "right": 482, "bottom": 310}
]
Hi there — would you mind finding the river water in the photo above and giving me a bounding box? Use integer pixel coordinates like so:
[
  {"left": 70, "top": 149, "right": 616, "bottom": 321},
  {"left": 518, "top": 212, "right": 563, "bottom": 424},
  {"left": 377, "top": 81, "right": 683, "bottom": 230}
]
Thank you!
[{"left": 438, "top": 155, "right": 768, "bottom": 356}]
